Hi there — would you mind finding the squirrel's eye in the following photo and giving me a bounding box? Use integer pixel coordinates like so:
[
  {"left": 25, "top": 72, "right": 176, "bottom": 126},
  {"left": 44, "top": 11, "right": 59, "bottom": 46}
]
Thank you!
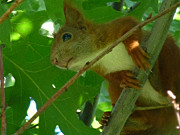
[{"left": 62, "top": 33, "right": 72, "bottom": 42}]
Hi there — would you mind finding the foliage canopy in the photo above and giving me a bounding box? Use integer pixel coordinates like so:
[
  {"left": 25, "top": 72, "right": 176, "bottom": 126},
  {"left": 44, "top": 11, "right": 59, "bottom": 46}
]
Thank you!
[{"left": 0, "top": 0, "right": 180, "bottom": 134}]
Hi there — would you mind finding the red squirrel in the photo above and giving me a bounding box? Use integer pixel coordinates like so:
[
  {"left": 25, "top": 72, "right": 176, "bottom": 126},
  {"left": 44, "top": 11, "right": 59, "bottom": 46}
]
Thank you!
[{"left": 50, "top": 2, "right": 180, "bottom": 135}]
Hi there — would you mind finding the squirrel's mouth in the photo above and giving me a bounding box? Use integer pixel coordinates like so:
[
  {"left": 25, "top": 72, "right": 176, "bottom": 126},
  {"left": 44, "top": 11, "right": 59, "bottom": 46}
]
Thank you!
[
  {"left": 66, "top": 57, "right": 73, "bottom": 69},
  {"left": 54, "top": 57, "right": 73, "bottom": 70}
]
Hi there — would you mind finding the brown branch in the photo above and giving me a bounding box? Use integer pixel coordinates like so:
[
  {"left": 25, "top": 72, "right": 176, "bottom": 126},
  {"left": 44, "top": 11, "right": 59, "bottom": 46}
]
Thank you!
[
  {"left": 0, "top": 0, "right": 25, "bottom": 133},
  {"left": 167, "top": 90, "right": 180, "bottom": 134},
  {"left": 135, "top": 104, "right": 172, "bottom": 111},
  {"left": 0, "top": 0, "right": 24, "bottom": 24},
  {"left": 101, "top": 0, "right": 179, "bottom": 134},
  {"left": 13, "top": 1, "right": 180, "bottom": 135},
  {"left": 0, "top": 44, "right": 6, "bottom": 135}
]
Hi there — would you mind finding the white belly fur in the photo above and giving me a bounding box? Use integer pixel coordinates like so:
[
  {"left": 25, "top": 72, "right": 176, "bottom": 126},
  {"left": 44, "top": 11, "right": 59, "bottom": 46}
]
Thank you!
[
  {"left": 96, "top": 43, "right": 135, "bottom": 74},
  {"left": 140, "top": 80, "right": 169, "bottom": 105},
  {"left": 96, "top": 43, "right": 169, "bottom": 105}
]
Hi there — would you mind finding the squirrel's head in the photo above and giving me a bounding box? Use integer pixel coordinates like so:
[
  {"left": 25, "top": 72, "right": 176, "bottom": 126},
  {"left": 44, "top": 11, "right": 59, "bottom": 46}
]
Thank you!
[{"left": 50, "top": 2, "right": 102, "bottom": 71}]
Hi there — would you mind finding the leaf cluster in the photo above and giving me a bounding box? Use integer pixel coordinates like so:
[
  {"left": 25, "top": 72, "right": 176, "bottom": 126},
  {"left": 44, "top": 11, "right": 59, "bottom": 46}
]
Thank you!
[{"left": 0, "top": 0, "right": 180, "bottom": 134}]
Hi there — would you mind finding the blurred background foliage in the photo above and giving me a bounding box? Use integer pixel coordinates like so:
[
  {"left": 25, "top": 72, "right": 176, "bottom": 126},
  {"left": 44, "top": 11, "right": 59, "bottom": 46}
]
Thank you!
[{"left": 0, "top": 0, "right": 180, "bottom": 134}]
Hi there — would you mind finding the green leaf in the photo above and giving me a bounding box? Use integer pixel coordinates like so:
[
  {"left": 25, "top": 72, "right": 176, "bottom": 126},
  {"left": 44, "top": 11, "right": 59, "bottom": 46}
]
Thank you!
[
  {"left": 15, "top": 0, "right": 46, "bottom": 12},
  {"left": 0, "top": 4, "right": 11, "bottom": 44},
  {"left": 44, "top": 0, "right": 65, "bottom": 26},
  {"left": 129, "top": 0, "right": 158, "bottom": 19},
  {"left": 4, "top": 73, "right": 15, "bottom": 88},
  {"left": 2, "top": 0, "right": 179, "bottom": 134},
  {"left": 82, "top": 0, "right": 117, "bottom": 10},
  {"left": 84, "top": 6, "right": 123, "bottom": 23},
  {"left": 3, "top": 9, "right": 102, "bottom": 135}
]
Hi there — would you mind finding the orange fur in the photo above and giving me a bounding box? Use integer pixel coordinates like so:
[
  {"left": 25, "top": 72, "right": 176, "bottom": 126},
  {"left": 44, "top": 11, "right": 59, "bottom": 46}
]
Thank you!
[{"left": 51, "top": 2, "right": 180, "bottom": 135}]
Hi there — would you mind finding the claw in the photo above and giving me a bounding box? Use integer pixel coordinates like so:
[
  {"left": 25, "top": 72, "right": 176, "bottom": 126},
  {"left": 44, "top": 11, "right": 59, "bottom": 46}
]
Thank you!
[
  {"left": 120, "top": 71, "right": 140, "bottom": 89},
  {"left": 99, "top": 111, "right": 111, "bottom": 129},
  {"left": 131, "top": 46, "right": 150, "bottom": 70}
]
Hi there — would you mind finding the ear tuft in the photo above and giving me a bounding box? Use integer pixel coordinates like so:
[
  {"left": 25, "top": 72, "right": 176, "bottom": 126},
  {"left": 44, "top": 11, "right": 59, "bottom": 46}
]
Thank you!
[{"left": 63, "top": 1, "right": 87, "bottom": 29}]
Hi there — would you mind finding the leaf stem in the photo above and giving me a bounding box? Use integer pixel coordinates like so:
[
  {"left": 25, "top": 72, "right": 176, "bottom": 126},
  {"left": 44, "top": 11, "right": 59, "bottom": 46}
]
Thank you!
[
  {"left": 0, "top": 0, "right": 24, "bottom": 24},
  {"left": 0, "top": 44, "right": 6, "bottom": 135}
]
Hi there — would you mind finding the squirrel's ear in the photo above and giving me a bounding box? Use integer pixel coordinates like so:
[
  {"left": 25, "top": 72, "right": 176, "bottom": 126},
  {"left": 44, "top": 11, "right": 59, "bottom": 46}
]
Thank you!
[{"left": 64, "top": 2, "right": 87, "bottom": 30}]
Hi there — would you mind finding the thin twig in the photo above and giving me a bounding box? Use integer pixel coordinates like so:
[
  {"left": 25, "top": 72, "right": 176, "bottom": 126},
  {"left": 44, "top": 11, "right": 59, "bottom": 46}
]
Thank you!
[
  {"left": 0, "top": 44, "right": 6, "bottom": 135},
  {"left": 0, "top": 0, "right": 24, "bottom": 24},
  {"left": 0, "top": 1, "right": 24, "bottom": 134},
  {"left": 135, "top": 104, "right": 172, "bottom": 111},
  {"left": 167, "top": 90, "right": 180, "bottom": 134},
  {"left": 13, "top": 1, "right": 180, "bottom": 135}
]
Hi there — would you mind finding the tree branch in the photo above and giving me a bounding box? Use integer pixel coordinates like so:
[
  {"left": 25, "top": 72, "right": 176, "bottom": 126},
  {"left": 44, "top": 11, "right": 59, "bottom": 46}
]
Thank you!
[
  {"left": 0, "top": 44, "right": 6, "bottom": 135},
  {"left": 101, "top": 0, "right": 179, "bottom": 134},
  {"left": 0, "top": 0, "right": 24, "bottom": 24},
  {"left": 0, "top": 1, "right": 24, "bottom": 134},
  {"left": 13, "top": 1, "right": 180, "bottom": 135}
]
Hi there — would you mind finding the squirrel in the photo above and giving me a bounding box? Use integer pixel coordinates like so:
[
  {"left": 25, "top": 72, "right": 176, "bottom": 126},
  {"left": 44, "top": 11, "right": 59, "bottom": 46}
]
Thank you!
[{"left": 50, "top": 2, "right": 180, "bottom": 135}]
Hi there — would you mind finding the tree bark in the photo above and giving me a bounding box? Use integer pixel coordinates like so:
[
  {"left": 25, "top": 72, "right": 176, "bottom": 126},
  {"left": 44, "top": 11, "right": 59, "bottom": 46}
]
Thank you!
[{"left": 101, "top": 0, "right": 178, "bottom": 134}]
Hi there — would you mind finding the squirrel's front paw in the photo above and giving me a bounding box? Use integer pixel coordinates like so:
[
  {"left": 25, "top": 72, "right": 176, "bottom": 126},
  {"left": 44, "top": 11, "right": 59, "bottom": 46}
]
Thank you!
[
  {"left": 120, "top": 70, "right": 140, "bottom": 90},
  {"left": 130, "top": 46, "right": 150, "bottom": 70},
  {"left": 105, "top": 70, "right": 140, "bottom": 90},
  {"left": 99, "top": 111, "right": 111, "bottom": 129}
]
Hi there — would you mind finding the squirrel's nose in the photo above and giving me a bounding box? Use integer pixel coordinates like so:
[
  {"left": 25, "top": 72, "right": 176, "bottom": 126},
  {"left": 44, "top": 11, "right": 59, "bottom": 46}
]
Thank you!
[
  {"left": 50, "top": 56, "right": 68, "bottom": 69},
  {"left": 51, "top": 56, "right": 59, "bottom": 65}
]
